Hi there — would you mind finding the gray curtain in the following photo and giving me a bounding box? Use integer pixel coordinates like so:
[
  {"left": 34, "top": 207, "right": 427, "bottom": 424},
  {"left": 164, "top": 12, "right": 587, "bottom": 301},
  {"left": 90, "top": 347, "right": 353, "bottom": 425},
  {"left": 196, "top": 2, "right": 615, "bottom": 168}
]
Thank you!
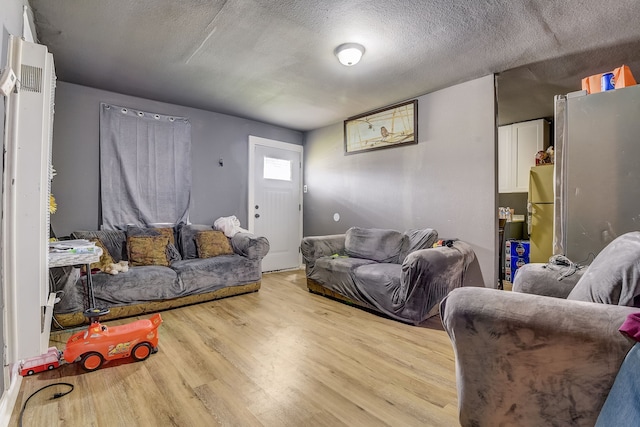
[{"left": 99, "top": 103, "right": 191, "bottom": 229}]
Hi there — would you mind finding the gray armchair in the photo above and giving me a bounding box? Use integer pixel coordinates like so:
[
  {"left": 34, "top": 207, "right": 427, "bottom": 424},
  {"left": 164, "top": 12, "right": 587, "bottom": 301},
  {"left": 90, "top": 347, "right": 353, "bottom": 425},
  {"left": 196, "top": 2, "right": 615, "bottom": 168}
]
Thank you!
[
  {"left": 440, "top": 231, "right": 640, "bottom": 427},
  {"left": 441, "top": 288, "right": 635, "bottom": 427},
  {"left": 511, "top": 261, "right": 585, "bottom": 298}
]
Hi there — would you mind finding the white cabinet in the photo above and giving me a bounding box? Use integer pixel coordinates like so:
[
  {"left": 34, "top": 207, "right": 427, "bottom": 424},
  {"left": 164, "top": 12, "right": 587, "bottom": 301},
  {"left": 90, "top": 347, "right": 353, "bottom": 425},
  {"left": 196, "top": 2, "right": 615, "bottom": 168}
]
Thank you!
[{"left": 498, "top": 119, "right": 550, "bottom": 193}]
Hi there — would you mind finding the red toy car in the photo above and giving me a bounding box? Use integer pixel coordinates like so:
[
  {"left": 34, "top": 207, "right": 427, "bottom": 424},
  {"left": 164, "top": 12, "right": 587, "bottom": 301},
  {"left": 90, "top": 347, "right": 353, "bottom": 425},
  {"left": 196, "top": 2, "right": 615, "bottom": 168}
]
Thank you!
[
  {"left": 20, "top": 347, "right": 61, "bottom": 376},
  {"left": 63, "top": 313, "right": 162, "bottom": 371}
]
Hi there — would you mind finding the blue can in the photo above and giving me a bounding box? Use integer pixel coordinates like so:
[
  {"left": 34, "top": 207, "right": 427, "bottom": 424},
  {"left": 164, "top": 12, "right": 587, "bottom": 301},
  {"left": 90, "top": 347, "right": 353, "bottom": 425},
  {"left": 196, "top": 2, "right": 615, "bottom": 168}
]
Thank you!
[{"left": 601, "top": 72, "right": 615, "bottom": 91}]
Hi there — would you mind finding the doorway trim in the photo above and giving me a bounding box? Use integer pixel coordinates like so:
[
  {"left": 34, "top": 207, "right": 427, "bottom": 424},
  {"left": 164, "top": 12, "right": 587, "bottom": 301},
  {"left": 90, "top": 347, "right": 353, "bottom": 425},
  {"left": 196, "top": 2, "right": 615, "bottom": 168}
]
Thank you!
[{"left": 248, "top": 136, "right": 304, "bottom": 268}]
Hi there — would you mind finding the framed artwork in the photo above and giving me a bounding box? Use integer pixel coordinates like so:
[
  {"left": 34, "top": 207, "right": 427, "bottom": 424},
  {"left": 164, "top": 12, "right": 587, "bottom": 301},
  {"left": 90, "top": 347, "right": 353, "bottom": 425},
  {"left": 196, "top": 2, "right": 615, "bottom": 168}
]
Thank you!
[{"left": 344, "top": 100, "right": 417, "bottom": 155}]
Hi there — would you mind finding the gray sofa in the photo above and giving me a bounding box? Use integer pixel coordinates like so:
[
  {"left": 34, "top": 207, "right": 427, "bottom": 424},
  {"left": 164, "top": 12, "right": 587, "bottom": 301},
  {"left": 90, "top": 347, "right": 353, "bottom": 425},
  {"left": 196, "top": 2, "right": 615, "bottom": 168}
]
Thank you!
[
  {"left": 301, "top": 227, "right": 483, "bottom": 324},
  {"left": 441, "top": 231, "right": 640, "bottom": 427},
  {"left": 52, "top": 224, "right": 269, "bottom": 327}
]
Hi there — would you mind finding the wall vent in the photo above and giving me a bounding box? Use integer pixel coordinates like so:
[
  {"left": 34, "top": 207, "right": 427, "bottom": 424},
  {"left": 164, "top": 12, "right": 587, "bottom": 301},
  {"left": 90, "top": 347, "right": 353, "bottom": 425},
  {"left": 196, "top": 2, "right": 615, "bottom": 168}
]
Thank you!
[{"left": 20, "top": 64, "right": 43, "bottom": 93}]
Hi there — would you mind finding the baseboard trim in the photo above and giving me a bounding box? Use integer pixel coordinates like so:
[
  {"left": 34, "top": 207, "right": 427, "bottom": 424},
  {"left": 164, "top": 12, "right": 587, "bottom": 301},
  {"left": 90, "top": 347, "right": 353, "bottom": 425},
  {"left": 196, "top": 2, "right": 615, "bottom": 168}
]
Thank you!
[{"left": 0, "top": 364, "right": 23, "bottom": 427}]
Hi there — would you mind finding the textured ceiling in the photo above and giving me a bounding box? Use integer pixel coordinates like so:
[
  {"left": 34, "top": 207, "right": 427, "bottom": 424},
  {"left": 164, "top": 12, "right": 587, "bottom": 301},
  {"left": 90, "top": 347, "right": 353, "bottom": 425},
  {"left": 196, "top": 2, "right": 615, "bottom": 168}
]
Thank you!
[{"left": 29, "top": 0, "right": 640, "bottom": 131}]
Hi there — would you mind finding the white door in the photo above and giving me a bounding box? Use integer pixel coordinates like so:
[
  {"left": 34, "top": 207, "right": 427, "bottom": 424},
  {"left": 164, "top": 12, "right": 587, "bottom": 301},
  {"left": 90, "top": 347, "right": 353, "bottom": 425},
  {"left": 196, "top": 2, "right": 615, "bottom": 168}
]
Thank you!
[{"left": 248, "top": 136, "right": 303, "bottom": 272}]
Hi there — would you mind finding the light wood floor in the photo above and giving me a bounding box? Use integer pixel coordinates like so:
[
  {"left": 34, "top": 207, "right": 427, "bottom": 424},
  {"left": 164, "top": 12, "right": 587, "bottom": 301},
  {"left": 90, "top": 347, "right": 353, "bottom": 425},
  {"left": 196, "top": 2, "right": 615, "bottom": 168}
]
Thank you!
[{"left": 11, "top": 270, "right": 459, "bottom": 426}]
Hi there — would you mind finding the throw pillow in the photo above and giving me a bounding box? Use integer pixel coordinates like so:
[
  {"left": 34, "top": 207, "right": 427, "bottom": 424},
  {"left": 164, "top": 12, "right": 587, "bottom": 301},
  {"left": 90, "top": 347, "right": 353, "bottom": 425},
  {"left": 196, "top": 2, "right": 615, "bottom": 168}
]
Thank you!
[
  {"left": 195, "top": 230, "right": 234, "bottom": 258},
  {"left": 86, "top": 238, "right": 115, "bottom": 272},
  {"left": 154, "top": 227, "right": 175, "bottom": 245},
  {"left": 177, "top": 223, "right": 214, "bottom": 259},
  {"left": 127, "top": 235, "right": 170, "bottom": 267},
  {"left": 567, "top": 231, "right": 640, "bottom": 306},
  {"left": 126, "top": 225, "right": 175, "bottom": 245}
]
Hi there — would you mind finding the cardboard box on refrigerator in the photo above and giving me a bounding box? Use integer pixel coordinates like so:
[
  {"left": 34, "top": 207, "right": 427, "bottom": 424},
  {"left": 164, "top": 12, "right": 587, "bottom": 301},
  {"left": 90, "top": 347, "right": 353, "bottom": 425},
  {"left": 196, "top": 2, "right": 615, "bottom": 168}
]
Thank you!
[{"left": 581, "top": 64, "right": 637, "bottom": 94}]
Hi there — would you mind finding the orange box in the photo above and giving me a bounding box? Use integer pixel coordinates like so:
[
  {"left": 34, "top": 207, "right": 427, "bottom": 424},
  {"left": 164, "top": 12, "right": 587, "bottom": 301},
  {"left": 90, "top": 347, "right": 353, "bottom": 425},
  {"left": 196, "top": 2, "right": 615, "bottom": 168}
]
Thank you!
[
  {"left": 613, "top": 65, "right": 637, "bottom": 89},
  {"left": 582, "top": 65, "right": 637, "bottom": 94}
]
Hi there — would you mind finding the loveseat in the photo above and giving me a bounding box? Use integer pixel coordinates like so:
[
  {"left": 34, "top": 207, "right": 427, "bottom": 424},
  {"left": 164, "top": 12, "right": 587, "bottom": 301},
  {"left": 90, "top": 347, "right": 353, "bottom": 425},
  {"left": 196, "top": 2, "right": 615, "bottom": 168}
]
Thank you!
[
  {"left": 441, "top": 231, "right": 640, "bottom": 427},
  {"left": 301, "top": 227, "right": 482, "bottom": 324},
  {"left": 51, "top": 223, "right": 269, "bottom": 327}
]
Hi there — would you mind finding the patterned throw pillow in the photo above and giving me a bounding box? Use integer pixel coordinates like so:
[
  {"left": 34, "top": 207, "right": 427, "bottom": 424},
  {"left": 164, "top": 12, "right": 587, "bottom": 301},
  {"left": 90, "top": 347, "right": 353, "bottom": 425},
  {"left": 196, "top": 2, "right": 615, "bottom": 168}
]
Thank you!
[
  {"left": 126, "top": 225, "right": 175, "bottom": 245},
  {"left": 177, "top": 224, "right": 213, "bottom": 259},
  {"left": 154, "top": 227, "right": 175, "bottom": 245},
  {"left": 127, "top": 235, "right": 170, "bottom": 267},
  {"left": 195, "top": 230, "right": 234, "bottom": 258},
  {"left": 86, "top": 238, "right": 115, "bottom": 272}
]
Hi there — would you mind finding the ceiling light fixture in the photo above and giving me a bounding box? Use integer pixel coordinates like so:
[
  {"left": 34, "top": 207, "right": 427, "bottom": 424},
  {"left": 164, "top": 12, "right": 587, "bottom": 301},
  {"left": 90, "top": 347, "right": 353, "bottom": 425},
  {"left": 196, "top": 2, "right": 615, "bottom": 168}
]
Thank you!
[{"left": 334, "top": 43, "right": 365, "bottom": 66}]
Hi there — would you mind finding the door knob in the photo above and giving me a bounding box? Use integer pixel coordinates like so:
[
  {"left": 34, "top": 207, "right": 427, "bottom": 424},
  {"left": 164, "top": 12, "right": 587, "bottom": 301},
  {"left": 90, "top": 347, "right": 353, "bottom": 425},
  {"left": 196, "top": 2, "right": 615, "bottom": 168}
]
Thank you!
[{"left": 255, "top": 213, "right": 260, "bottom": 218}]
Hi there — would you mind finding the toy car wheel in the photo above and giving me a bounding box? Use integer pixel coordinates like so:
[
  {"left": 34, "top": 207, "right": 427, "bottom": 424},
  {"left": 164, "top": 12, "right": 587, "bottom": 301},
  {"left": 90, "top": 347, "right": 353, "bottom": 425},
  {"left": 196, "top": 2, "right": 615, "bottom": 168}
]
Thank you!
[
  {"left": 81, "top": 352, "right": 104, "bottom": 372},
  {"left": 27, "top": 370, "right": 34, "bottom": 376},
  {"left": 132, "top": 342, "right": 152, "bottom": 362},
  {"left": 47, "top": 365, "right": 55, "bottom": 370}
]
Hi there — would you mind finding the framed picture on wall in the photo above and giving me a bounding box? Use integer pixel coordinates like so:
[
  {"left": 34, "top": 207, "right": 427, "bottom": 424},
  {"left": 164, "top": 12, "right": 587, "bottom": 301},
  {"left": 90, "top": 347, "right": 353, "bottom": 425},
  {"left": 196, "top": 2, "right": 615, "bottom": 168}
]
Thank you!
[{"left": 344, "top": 100, "right": 417, "bottom": 155}]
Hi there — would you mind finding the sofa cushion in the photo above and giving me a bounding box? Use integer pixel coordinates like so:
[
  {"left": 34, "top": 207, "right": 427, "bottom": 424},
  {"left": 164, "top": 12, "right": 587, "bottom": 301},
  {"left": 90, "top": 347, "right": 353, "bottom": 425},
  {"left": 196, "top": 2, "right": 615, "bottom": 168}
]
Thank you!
[
  {"left": 315, "top": 256, "right": 377, "bottom": 274},
  {"left": 344, "top": 227, "right": 405, "bottom": 263},
  {"left": 398, "top": 228, "right": 438, "bottom": 262},
  {"left": 177, "top": 223, "right": 214, "bottom": 259},
  {"left": 353, "top": 263, "right": 403, "bottom": 307},
  {"left": 311, "top": 256, "right": 377, "bottom": 302},
  {"left": 567, "top": 232, "right": 640, "bottom": 306},
  {"left": 196, "top": 230, "right": 234, "bottom": 258},
  {"left": 91, "top": 265, "right": 180, "bottom": 304},
  {"left": 71, "top": 229, "right": 127, "bottom": 262},
  {"left": 171, "top": 255, "right": 261, "bottom": 294},
  {"left": 127, "top": 235, "right": 170, "bottom": 267}
]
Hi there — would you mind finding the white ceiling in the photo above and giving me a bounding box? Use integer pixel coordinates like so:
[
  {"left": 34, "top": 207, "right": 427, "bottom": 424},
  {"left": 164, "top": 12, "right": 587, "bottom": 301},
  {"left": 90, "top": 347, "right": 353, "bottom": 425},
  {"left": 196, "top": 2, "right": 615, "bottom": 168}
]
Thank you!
[{"left": 29, "top": 0, "right": 640, "bottom": 131}]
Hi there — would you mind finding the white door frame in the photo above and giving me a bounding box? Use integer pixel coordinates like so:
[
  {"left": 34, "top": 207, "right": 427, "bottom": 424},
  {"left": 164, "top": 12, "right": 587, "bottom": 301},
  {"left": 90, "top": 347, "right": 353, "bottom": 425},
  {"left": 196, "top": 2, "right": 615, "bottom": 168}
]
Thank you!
[{"left": 248, "top": 136, "right": 303, "bottom": 267}]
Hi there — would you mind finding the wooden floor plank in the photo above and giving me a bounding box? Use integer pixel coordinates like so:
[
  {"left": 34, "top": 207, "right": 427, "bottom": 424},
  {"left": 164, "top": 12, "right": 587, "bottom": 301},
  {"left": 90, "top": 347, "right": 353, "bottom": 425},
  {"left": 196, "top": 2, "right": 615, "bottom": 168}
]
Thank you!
[{"left": 10, "top": 269, "right": 459, "bottom": 426}]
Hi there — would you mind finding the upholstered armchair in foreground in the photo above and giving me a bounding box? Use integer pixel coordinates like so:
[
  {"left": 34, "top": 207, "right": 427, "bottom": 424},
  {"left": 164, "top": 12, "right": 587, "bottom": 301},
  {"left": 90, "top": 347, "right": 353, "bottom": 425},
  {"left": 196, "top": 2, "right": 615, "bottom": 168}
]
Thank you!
[{"left": 441, "top": 232, "right": 640, "bottom": 427}]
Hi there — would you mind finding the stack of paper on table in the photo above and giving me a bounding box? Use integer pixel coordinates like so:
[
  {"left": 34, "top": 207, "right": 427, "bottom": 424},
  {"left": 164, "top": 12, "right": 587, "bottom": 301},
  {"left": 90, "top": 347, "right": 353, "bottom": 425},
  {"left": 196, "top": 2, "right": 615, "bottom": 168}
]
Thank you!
[{"left": 49, "top": 239, "right": 97, "bottom": 254}]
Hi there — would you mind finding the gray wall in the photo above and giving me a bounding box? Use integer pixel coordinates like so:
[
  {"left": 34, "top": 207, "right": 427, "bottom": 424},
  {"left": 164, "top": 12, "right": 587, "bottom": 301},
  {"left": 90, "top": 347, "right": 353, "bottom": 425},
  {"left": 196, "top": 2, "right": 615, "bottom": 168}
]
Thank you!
[
  {"left": 303, "top": 75, "right": 497, "bottom": 286},
  {"left": 498, "top": 192, "right": 528, "bottom": 218},
  {"left": 51, "top": 82, "right": 303, "bottom": 237}
]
